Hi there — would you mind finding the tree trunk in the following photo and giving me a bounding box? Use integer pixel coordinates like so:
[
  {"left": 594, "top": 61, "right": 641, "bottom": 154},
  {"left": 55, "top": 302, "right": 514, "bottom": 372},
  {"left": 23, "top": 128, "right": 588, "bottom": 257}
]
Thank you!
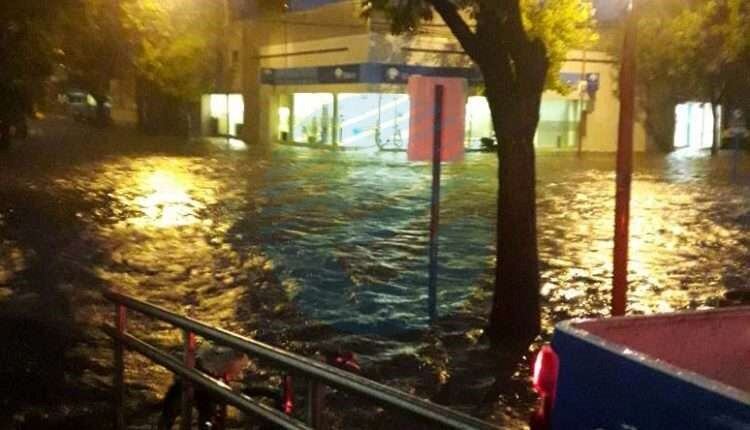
[
  {"left": 491, "top": 132, "right": 541, "bottom": 344},
  {"left": 424, "top": 0, "right": 546, "bottom": 345},
  {"left": 710, "top": 101, "right": 721, "bottom": 156},
  {"left": 484, "top": 85, "right": 543, "bottom": 346},
  {"left": 641, "top": 85, "right": 676, "bottom": 152}
]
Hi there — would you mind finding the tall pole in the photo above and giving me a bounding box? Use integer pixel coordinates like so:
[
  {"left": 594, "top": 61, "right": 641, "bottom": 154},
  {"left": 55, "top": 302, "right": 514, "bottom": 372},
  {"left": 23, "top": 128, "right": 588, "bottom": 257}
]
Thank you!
[
  {"left": 428, "top": 85, "right": 444, "bottom": 322},
  {"left": 113, "top": 304, "right": 127, "bottom": 430},
  {"left": 612, "top": 0, "right": 637, "bottom": 317},
  {"left": 577, "top": 49, "right": 587, "bottom": 156}
]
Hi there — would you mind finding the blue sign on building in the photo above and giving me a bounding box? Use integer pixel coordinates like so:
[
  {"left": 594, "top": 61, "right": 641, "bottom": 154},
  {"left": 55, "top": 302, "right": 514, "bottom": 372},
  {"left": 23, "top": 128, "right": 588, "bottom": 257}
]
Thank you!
[
  {"left": 287, "top": 0, "right": 344, "bottom": 11},
  {"left": 262, "top": 63, "right": 599, "bottom": 95}
]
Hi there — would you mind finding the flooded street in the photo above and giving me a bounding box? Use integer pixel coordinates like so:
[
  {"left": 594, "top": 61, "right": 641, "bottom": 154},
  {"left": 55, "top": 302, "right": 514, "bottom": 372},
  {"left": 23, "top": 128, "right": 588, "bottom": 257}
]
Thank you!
[{"left": 1, "top": 117, "right": 749, "bottom": 428}]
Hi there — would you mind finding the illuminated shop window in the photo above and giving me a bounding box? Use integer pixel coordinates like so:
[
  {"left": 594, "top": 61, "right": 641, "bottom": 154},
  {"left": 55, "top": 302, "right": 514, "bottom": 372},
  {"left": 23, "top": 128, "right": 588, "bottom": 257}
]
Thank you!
[
  {"left": 537, "top": 100, "right": 580, "bottom": 149},
  {"left": 465, "top": 96, "right": 493, "bottom": 149},
  {"left": 293, "top": 93, "right": 334, "bottom": 145},
  {"left": 228, "top": 94, "right": 245, "bottom": 136},
  {"left": 278, "top": 107, "right": 291, "bottom": 141},
  {"left": 210, "top": 94, "right": 227, "bottom": 117},
  {"left": 674, "top": 102, "right": 717, "bottom": 149},
  {"left": 337, "top": 93, "right": 410, "bottom": 149},
  {"left": 209, "top": 93, "right": 244, "bottom": 136}
]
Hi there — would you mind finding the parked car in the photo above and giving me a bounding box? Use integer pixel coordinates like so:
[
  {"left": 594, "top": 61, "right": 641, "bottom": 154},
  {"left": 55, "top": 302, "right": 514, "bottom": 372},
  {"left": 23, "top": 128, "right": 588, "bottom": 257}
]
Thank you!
[
  {"left": 66, "top": 91, "right": 89, "bottom": 121},
  {"left": 530, "top": 307, "right": 750, "bottom": 430},
  {"left": 66, "top": 91, "right": 112, "bottom": 124}
]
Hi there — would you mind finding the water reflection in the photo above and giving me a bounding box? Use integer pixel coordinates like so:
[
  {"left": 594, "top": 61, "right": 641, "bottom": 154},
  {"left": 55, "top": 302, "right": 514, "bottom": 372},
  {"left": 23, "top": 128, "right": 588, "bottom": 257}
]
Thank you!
[
  {"left": 537, "top": 153, "right": 750, "bottom": 329},
  {"left": 103, "top": 158, "right": 219, "bottom": 229},
  {"left": 134, "top": 170, "right": 200, "bottom": 228},
  {"left": 21, "top": 135, "right": 748, "bottom": 428},
  {"left": 52, "top": 147, "right": 750, "bottom": 344}
]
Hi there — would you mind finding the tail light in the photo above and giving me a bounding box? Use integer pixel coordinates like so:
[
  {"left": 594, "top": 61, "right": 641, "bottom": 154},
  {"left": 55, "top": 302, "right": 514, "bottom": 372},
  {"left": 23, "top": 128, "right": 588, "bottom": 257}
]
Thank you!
[
  {"left": 530, "top": 345, "right": 560, "bottom": 430},
  {"left": 283, "top": 375, "right": 294, "bottom": 414},
  {"left": 533, "top": 345, "right": 560, "bottom": 398}
]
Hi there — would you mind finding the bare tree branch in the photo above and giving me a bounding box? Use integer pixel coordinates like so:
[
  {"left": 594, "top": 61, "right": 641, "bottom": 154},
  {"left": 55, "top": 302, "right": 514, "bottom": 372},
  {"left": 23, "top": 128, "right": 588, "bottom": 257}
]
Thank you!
[{"left": 424, "top": 0, "right": 479, "bottom": 60}]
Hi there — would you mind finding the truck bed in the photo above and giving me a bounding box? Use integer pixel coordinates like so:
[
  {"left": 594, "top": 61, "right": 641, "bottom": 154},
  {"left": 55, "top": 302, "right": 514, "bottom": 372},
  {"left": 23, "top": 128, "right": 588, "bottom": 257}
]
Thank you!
[
  {"left": 576, "top": 307, "right": 750, "bottom": 393},
  {"left": 551, "top": 307, "right": 750, "bottom": 429}
]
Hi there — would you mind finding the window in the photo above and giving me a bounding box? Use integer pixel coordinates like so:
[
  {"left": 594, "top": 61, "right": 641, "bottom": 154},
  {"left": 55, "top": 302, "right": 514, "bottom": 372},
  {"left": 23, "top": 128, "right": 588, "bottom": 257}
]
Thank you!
[
  {"left": 337, "top": 93, "right": 410, "bottom": 149},
  {"left": 208, "top": 93, "right": 244, "bottom": 136},
  {"left": 465, "top": 96, "right": 493, "bottom": 149},
  {"left": 537, "top": 100, "right": 580, "bottom": 148},
  {"left": 293, "top": 93, "right": 334, "bottom": 145},
  {"left": 278, "top": 107, "right": 291, "bottom": 141}
]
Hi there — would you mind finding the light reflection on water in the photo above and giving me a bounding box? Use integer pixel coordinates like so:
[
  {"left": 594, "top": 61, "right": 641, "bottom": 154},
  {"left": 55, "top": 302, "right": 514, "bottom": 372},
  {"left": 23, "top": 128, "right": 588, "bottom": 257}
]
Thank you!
[
  {"left": 64, "top": 147, "right": 750, "bottom": 338},
  {"left": 133, "top": 170, "right": 203, "bottom": 228},
  {"left": 2, "top": 133, "right": 749, "bottom": 427},
  {"left": 93, "top": 158, "right": 221, "bottom": 230},
  {"left": 231, "top": 148, "right": 750, "bottom": 337}
]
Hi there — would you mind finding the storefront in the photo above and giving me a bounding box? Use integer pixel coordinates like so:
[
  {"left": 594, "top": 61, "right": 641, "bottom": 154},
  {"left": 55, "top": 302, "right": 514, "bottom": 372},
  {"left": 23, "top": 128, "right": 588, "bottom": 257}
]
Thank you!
[
  {"left": 674, "top": 102, "right": 718, "bottom": 150},
  {"left": 281, "top": 92, "right": 411, "bottom": 149},
  {"left": 261, "top": 63, "right": 597, "bottom": 152},
  {"left": 537, "top": 99, "right": 584, "bottom": 149},
  {"left": 201, "top": 93, "right": 245, "bottom": 137}
]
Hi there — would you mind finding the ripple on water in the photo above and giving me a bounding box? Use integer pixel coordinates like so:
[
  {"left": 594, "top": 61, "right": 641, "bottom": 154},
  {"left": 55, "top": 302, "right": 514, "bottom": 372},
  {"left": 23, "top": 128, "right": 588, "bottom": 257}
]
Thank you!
[{"left": 35, "top": 143, "right": 750, "bottom": 427}]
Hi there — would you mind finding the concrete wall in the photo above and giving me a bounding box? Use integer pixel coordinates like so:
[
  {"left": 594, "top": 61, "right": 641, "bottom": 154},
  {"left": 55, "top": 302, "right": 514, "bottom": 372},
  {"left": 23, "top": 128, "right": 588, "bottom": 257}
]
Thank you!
[
  {"left": 258, "top": 34, "right": 372, "bottom": 68},
  {"left": 556, "top": 50, "right": 647, "bottom": 152},
  {"left": 230, "top": 3, "right": 648, "bottom": 152},
  {"left": 368, "top": 33, "right": 471, "bottom": 67},
  {"left": 232, "top": 1, "right": 368, "bottom": 143}
]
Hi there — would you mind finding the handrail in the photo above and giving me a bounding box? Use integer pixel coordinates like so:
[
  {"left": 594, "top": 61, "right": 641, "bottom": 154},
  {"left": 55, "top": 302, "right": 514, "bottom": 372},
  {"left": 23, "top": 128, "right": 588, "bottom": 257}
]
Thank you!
[
  {"left": 103, "top": 325, "right": 311, "bottom": 430},
  {"left": 103, "top": 289, "right": 501, "bottom": 430}
]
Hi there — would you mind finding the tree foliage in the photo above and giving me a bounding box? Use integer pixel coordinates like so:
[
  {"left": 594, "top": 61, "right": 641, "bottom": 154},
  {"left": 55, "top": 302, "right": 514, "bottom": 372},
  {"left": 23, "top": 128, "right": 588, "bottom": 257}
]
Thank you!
[
  {"left": 120, "top": 0, "right": 224, "bottom": 101},
  {"left": 0, "top": 1, "right": 72, "bottom": 117},
  {"left": 58, "top": 0, "right": 125, "bottom": 98},
  {"left": 521, "top": 0, "right": 598, "bottom": 93},
  {"left": 364, "top": 0, "right": 597, "bottom": 93},
  {"left": 363, "top": 0, "right": 596, "bottom": 345},
  {"left": 626, "top": 0, "right": 750, "bottom": 151}
]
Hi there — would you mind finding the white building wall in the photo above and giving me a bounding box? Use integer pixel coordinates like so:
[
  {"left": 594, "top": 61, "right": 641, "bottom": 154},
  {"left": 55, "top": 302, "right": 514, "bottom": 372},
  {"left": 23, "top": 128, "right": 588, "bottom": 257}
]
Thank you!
[
  {"left": 259, "top": 34, "right": 372, "bottom": 69},
  {"left": 557, "top": 50, "right": 647, "bottom": 152},
  {"left": 248, "top": 28, "right": 648, "bottom": 152}
]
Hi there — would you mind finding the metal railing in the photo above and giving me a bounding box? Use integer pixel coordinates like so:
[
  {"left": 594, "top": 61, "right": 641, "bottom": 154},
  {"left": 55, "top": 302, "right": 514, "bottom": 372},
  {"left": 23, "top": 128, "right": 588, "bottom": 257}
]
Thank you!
[{"left": 103, "top": 290, "right": 501, "bottom": 430}]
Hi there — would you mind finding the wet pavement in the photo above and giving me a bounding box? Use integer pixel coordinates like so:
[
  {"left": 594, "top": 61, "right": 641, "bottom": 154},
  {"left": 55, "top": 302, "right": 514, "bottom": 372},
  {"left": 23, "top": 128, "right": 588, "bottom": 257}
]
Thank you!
[{"left": 0, "top": 117, "right": 748, "bottom": 429}]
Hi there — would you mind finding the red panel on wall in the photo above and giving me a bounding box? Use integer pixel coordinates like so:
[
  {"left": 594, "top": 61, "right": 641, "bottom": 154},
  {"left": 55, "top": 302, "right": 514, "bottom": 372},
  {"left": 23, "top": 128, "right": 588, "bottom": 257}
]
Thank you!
[{"left": 407, "top": 76, "right": 466, "bottom": 162}]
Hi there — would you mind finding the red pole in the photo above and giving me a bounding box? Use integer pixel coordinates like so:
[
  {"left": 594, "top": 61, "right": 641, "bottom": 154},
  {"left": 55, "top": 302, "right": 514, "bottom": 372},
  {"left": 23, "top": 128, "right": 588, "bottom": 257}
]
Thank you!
[
  {"left": 181, "top": 330, "right": 196, "bottom": 430},
  {"left": 113, "top": 304, "right": 127, "bottom": 430},
  {"left": 613, "top": 0, "right": 637, "bottom": 317},
  {"left": 428, "top": 84, "right": 444, "bottom": 322}
]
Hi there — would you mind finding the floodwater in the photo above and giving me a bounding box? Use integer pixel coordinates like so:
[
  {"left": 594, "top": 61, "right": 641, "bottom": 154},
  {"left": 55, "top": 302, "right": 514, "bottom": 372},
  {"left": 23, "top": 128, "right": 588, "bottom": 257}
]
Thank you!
[{"left": 0, "top": 118, "right": 748, "bottom": 428}]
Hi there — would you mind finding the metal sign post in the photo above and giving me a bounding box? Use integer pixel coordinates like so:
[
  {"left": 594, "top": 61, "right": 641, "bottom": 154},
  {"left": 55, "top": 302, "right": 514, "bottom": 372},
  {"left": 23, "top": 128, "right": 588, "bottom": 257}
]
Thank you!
[
  {"left": 428, "top": 85, "right": 444, "bottom": 323},
  {"left": 612, "top": 0, "right": 637, "bottom": 317}
]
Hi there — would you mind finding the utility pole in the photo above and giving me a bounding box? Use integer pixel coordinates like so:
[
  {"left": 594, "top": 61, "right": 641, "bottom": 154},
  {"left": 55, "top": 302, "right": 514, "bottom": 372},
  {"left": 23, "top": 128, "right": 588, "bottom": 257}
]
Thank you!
[
  {"left": 428, "top": 85, "right": 445, "bottom": 323},
  {"left": 612, "top": 0, "right": 637, "bottom": 317},
  {"left": 577, "top": 49, "right": 587, "bottom": 156}
]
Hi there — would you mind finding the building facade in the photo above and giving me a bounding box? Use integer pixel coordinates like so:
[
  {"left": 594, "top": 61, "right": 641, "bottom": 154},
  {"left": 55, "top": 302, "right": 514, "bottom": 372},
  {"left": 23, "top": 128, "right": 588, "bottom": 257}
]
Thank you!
[{"left": 203, "top": 0, "right": 648, "bottom": 152}]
